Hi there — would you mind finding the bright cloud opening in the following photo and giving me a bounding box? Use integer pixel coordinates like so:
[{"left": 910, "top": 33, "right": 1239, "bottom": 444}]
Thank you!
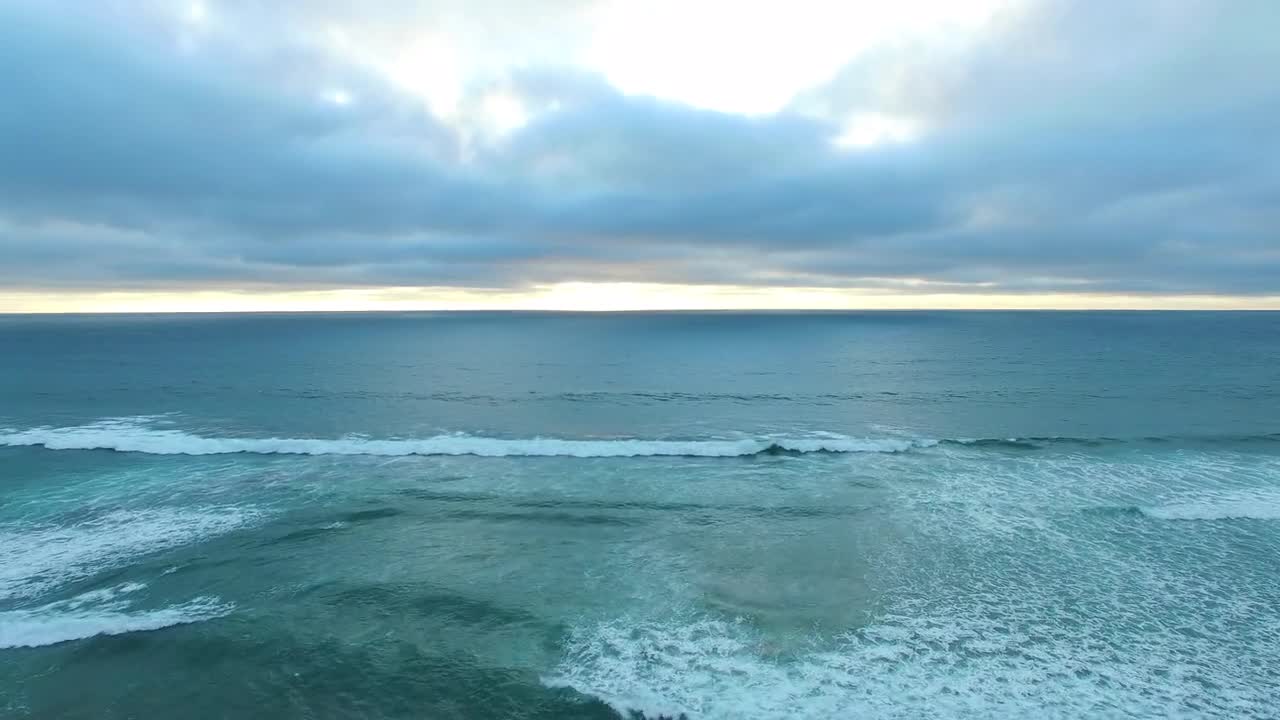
[
  {"left": 833, "top": 112, "right": 921, "bottom": 148},
  {"left": 586, "top": 0, "right": 1008, "bottom": 115},
  {"left": 480, "top": 91, "right": 529, "bottom": 136},
  {"left": 321, "top": 88, "right": 353, "bottom": 106}
]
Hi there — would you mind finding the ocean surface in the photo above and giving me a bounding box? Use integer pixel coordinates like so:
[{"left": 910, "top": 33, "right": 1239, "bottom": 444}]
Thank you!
[{"left": 2, "top": 310, "right": 1278, "bottom": 719}]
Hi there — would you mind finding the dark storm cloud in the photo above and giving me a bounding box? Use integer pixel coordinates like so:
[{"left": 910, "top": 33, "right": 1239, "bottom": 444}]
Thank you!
[{"left": 1, "top": 0, "right": 1278, "bottom": 295}]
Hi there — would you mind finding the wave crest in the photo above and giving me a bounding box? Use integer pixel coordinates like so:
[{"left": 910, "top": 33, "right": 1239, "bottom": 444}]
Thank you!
[
  {"left": 0, "top": 421, "right": 929, "bottom": 458},
  {"left": 4, "top": 419, "right": 1278, "bottom": 459},
  {"left": 0, "top": 583, "right": 231, "bottom": 649},
  {"left": 0, "top": 507, "right": 258, "bottom": 601}
]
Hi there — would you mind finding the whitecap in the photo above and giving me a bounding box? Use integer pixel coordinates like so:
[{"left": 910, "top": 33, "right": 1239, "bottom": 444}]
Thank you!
[
  {"left": 0, "top": 419, "right": 930, "bottom": 458},
  {"left": 1142, "top": 489, "right": 1280, "bottom": 521},
  {"left": 0, "top": 507, "right": 258, "bottom": 601},
  {"left": 0, "top": 583, "right": 230, "bottom": 649},
  {"left": 544, "top": 613, "right": 1276, "bottom": 720}
]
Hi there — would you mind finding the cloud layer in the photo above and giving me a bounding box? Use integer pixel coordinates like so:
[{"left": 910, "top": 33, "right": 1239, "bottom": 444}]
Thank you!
[{"left": 2, "top": 0, "right": 1278, "bottom": 301}]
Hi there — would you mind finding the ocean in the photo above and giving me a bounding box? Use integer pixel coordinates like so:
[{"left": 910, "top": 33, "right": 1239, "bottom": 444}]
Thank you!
[{"left": 1, "top": 311, "right": 1278, "bottom": 719}]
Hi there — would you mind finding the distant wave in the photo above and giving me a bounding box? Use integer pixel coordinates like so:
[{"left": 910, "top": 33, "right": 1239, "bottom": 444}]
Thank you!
[
  {"left": 2, "top": 420, "right": 1277, "bottom": 459},
  {"left": 945, "top": 437, "right": 1108, "bottom": 450},
  {"left": 0, "top": 421, "right": 931, "bottom": 458},
  {"left": 947, "top": 434, "right": 1280, "bottom": 450},
  {"left": 0, "top": 583, "right": 230, "bottom": 649}
]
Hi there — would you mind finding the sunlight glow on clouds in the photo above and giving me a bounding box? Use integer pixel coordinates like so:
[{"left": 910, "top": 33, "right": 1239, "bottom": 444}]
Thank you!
[
  {"left": 833, "top": 112, "right": 921, "bottom": 149},
  {"left": 478, "top": 90, "right": 530, "bottom": 136},
  {"left": 321, "top": 88, "right": 354, "bottom": 106},
  {"left": 382, "top": 36, "right": 466, "bottom": 118},
  {"left": 185, "top": 1, "right": 207, "bottom": 26},
  {"left": 585, "top": 0, "right": 1007, "bottom": 115},
  {"left": 8, "top": 286, "right": 1279, "bottom": 314}
]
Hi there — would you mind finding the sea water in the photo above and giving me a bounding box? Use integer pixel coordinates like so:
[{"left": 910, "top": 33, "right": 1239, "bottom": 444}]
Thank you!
[{"left": 1, "top": 311, "right": 1278, "bottom": 718}]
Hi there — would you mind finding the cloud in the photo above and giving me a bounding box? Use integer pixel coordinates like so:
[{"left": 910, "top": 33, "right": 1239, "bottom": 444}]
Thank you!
[{"left": 0, "top": 0, "right": 1278, "bottom": 299}]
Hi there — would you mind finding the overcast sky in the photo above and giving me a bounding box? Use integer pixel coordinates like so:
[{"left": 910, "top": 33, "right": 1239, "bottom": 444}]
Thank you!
[{"left": 2, "top": 0, "right": 1278, "bottom": 310}]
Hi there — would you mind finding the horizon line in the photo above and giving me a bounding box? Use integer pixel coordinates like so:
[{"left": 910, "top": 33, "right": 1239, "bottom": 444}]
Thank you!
[
  {"left": 6, "top": 284, "right": 1280, "bottom": 314},
  {"left": 6, "top": 307, "right": 1280, "bottom": 316}
]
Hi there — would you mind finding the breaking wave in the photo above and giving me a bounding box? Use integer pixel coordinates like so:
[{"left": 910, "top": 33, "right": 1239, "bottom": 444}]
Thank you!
[
  {"left": 544, "top": 611, "right": 1276, "bottom": 720},
  {"left": 0, "top": 583, "right": 230, "bottom": 649},
  {"left": 0, "top": 506, "right": 259, "bottom": 601},
  {"left": 2, "top": 419, "right": 1277, "bottom": 459},
  {"left": 0, "top": 420, "right": 930, "bottom": 458}
]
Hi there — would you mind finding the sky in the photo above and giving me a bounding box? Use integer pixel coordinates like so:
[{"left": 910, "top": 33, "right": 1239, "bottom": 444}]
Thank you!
[{"left": 2, "top": 0, "right": 1278, "bottom": 312}]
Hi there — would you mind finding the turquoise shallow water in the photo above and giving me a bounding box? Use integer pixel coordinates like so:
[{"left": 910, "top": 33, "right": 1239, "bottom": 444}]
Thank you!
[{"left": 1, "top": 311, "right": 1279, "bottom": 718}]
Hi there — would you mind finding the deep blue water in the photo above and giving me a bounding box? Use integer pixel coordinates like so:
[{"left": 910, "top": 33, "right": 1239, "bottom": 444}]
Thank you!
[{"left": 2, "top": 311, "right": 1278, "bottom": 718}]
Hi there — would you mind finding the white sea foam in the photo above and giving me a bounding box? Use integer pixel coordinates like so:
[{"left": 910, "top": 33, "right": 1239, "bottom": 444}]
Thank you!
[
  {"left": 1142, "top": 489, "right": 1280, "bottom": 521},
  {"left": 0, "top": 507, "right": 258, "bottom": 601},
  {"left": 545, "top": 612, "right": 1275, "bottom": 720},
  {"left": 0, "top": 419, "right": 927, "bottom": 458},
  {"left": 0, "top": 583, "right": 231, "bottom": 649}
]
